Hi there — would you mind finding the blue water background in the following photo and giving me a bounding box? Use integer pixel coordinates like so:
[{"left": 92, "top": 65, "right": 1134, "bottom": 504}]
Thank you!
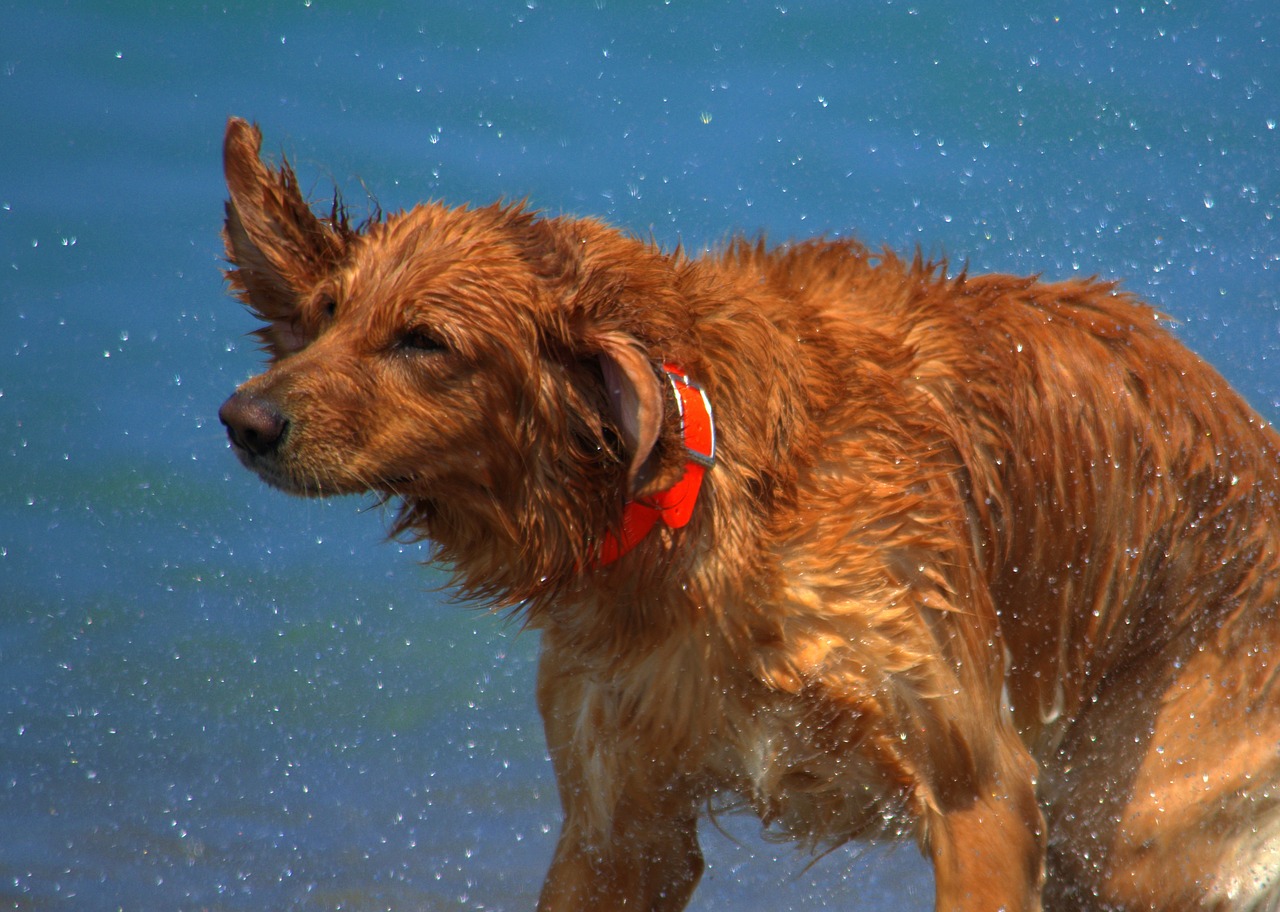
[{"left": 2, "top": 2, "right": 1277, "bottom": 909}]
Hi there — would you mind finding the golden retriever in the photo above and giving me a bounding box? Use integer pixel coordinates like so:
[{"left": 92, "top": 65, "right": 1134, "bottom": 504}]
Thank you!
[{"left": 217, "top": 117, "right": 1280, "bottom": 911}]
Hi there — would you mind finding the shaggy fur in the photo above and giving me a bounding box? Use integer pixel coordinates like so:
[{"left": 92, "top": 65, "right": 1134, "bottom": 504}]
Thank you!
[{"left": 217, "top": 117, "right": 1280, "bottom": 911}]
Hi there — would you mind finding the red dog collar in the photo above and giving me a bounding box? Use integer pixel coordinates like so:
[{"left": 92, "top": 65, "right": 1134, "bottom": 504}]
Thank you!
[{"left": 594, "top": 364, "right": 716, "bottom": 566}]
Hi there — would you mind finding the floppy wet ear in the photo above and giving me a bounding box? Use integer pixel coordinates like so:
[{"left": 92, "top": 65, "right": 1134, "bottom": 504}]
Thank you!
[
  {"left": 222, "top": 116, "right": 346, "bottom": 358},
  {"left": 592, "top": 330, "right": 665, "bottom": 495}
]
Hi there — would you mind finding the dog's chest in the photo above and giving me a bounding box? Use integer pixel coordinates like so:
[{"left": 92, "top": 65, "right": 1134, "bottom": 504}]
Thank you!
[{"left": 702, "top": 689, "right": 914, "bottom": 847}]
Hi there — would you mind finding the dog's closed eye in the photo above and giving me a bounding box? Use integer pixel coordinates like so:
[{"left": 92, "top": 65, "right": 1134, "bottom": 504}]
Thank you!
[{"left": 397, "top": 327, "right": 447, "bottom": 354}]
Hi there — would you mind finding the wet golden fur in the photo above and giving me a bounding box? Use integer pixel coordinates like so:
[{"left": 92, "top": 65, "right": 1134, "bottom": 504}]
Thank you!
[{"left": 218, "top": 118, "right": 1280, "bottom": 911}]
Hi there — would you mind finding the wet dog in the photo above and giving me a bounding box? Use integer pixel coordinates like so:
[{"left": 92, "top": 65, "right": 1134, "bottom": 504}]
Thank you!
[{"left": 218, "top": 117, "right": 1280, "bottom": 911}]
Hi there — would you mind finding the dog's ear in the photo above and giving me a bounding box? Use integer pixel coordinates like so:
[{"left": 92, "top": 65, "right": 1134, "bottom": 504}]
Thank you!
[
  {"left": 222, "top": 117, "right": 346, "bottom": 358},
  {"left": 592, "top": 330, "right": 665, "bottom": 495}
]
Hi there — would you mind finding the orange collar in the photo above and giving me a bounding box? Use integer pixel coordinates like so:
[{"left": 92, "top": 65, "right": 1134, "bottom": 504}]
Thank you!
[{"left": 593, "top": 364, "right": 716, "bottom": 566}]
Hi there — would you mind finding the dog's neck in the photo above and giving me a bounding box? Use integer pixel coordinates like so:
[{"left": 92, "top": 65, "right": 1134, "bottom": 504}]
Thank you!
[{"left": 593, "top": 365, "right": 716, "bottom": 566}]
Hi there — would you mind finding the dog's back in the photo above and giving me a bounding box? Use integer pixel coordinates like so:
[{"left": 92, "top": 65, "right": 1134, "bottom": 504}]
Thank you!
[{"left": 727, "top": 242, "right": 1280, "bottom": 906}]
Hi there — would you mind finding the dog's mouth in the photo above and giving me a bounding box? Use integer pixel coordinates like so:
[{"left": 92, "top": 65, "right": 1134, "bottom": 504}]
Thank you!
[
  {"left": 226, "top": 432, "right": 424, "bottom": 501},
  {"left": 225, "top": 442, "right": 322, "bottom": 497}
]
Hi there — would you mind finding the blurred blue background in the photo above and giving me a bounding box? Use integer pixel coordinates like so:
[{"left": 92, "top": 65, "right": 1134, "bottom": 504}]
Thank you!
[{"left": 2, "top": 2, "right": 1276, "bottom": 909}]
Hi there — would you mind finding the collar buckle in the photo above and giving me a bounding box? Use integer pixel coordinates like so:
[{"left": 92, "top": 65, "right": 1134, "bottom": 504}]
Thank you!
[{"left": 664, "top": 366, "right": 716, "bottom": 469}]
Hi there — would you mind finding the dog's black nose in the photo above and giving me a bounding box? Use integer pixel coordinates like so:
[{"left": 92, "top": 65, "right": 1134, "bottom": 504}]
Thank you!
[{"left": 219, "top": 392, "right": 287, "bottom": 457}]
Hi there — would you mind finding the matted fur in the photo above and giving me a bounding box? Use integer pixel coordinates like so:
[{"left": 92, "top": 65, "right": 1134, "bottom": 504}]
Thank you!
[{"left": 218, "top": 117, "right": 1280, "bottom": 911}]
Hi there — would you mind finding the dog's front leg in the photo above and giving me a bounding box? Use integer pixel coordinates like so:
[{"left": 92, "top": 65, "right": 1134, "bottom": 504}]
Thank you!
[
  {"left": 536, "top": 803, "right": 702, "bottom": 912},
  {"left": 536, "top": 654, "right": 703, "bottom": 912},
  {"left": 924, "top": 733, "right": 1045, "bottom": 912}
]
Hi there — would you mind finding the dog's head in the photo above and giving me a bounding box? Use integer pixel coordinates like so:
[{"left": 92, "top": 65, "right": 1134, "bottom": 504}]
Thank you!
[{"left": 217, "top": 117, "right": 695, "bottom": 601}]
